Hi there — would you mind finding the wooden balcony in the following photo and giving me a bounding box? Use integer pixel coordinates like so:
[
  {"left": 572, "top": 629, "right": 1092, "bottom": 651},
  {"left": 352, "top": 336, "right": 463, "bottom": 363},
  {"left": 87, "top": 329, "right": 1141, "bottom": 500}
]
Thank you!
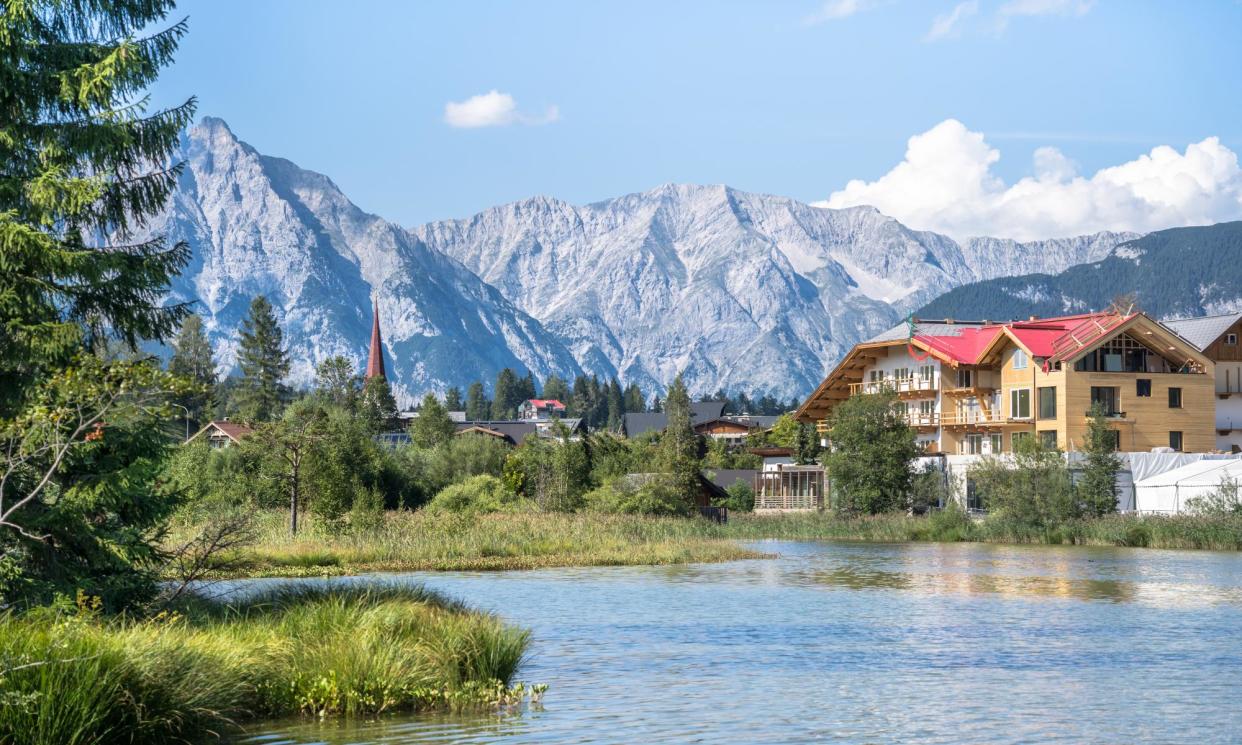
[
  {"left": 941, "top": 410, "right": 1029, "bottom": 428},
  {"left": 848, "top": 378, "right": 938, "bottom": 399},
  {"left": 941, "top": 382, "right": 996, "bottom": 397}
]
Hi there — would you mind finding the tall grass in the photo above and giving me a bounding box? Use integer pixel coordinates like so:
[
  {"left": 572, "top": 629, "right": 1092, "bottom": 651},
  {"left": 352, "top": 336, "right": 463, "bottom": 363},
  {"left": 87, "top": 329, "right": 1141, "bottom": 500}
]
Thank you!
[
  {"left": 166, "top": 509, "right": 765, "bottom": 578},
  {"left": 0, "top": 586, "right": 532, "bottom": 745},
  {"left": 721, "top": 510, "right": 1242, "bottom": 550}
]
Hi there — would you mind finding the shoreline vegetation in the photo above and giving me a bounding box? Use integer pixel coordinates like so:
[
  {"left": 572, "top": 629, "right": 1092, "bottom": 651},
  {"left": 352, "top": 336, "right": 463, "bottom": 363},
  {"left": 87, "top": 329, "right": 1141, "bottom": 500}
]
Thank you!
[
  {"left": 0, "top": 585, "right": 536, "bottom": 745},
  {"left": 170, "top": 508, "right": 1242, "bottom": 583}
]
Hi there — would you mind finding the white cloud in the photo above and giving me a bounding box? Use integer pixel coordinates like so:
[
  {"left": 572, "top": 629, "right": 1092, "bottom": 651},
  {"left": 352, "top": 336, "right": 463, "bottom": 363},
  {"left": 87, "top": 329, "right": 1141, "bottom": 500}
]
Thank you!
[
  {"left": 996, "top": 0, "right": 1093, "bottom": 30},
  {"left": 804, "top": 0, "right": 884, "bottom": 25},
  {"left": 999, "top": 0, "right": 1093, "bottom": 17},
  {"left": 818, "top": 119, "right": 1242, "bottom": 241},
  {"left": 443, "top": 90, "right": 559, "bottom": 128},
  {"left": 924, "top": 1, "right": 978, "bottom": 41}
]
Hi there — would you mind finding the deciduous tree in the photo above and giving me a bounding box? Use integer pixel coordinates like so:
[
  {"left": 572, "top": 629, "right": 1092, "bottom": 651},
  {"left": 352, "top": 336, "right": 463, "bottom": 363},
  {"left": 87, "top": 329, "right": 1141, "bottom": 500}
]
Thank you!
[{"left": 824, "top": 391, "right": 918, "bottom": 515}]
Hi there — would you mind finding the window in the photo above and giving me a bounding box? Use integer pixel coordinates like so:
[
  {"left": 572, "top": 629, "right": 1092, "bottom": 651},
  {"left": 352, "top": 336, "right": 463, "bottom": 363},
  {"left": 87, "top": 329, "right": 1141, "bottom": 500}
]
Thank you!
[
  {"left": 1169, "top": 431, "right": 1184, "bottom": 451},
  {"left": 1010, "top": 388, "right": 1031, "bottom": 419},
  {"left": 1073, "top": 333, "right": 1159, "bottom": 373},
  {"left": 919, "top": 365, "right": 935, "bottom": 381},
  {"left": 964, "top": 434, "right": 983, "bottom": 455},
  {"left": 1090, "top": 386, "right": 1120, "bottom": 416},
  {"left": 1038, "top": 386, "right": 1057, "bottom": 419},
  {"left": 956, "top": 368, "right": 972, "bottom": 388},
  {"left": 1012, "top": 432, "right": 1031, "bottom": 447},
  {"left": 1136, "top": 379, "right": 1151, "bottom": 397},
  {"left": 1168, "top": 387, "right": 1183, "bottom": 409},
  {"left": 989, "top": 434, "right": 1003, "bottom": 454},
  {"left": 1040, "top": 430, "right": 1058, "bottom": 450},
  {"left": 1013, "top": 348, "right": 1028, "bottom": 370},
  {"left": 894, "top": 367, "right": 911, "bottom": 380},
  {"left": 1228, "top": 333, "right": 1238, "bottom": 346}
]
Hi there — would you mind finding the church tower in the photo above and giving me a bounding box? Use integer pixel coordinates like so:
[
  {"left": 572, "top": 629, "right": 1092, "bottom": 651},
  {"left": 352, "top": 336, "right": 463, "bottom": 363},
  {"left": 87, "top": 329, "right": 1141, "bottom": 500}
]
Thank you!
[{"left": 365, "top": 299, "right": 386, "bottom": 380}]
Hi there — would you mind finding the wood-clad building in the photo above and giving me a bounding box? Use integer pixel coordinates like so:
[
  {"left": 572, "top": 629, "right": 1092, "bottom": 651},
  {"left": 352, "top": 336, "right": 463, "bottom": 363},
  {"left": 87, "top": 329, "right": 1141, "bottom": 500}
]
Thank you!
[
  {"left": 1164, "top": 312, "right": 1242, "bottom": 452},
  {"left": 797, "top": 312, "right": 1218, "bottom": 454}
]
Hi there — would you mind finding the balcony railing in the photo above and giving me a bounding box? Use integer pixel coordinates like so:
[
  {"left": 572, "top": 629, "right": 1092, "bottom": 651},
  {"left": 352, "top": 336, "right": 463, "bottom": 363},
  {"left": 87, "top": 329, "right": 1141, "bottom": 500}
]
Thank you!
[
  {"left": 941, "top": 409, "right": 1010, "bottom": 427},
  {"left": 849, "top": 377, "right": 938, "bottom": 397}
]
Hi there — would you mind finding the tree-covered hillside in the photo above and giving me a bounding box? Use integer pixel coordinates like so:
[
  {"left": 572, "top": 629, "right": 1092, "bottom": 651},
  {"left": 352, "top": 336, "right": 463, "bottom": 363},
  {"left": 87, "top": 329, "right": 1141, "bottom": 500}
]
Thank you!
[{"left": 919, "top": 222, "right": 1242, "bottom": 320}]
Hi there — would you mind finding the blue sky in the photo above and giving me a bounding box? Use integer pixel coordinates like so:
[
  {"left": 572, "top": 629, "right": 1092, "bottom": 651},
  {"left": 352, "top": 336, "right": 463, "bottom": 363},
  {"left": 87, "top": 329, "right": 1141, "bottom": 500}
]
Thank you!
[{"left": 150, "top": 1, "right": 1242, "bottom": 238}]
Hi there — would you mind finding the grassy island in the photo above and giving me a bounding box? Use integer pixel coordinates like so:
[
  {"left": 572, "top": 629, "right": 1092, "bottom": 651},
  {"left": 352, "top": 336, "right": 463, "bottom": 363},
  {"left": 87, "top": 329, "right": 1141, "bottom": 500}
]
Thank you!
[{"left": 0, "top": 586, "right": 534, "bottom": 745}]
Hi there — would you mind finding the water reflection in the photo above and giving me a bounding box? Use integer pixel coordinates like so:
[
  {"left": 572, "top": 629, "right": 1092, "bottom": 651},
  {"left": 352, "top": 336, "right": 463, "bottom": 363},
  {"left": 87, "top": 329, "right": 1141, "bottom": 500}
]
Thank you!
[{"left": 234, "top": 541, "right": 1242, "bottom": 744}]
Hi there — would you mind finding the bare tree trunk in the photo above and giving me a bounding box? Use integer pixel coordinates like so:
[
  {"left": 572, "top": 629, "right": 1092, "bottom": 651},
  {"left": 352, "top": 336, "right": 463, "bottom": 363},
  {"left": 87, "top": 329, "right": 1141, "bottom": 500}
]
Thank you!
[{"left": 289, "top": 457, "right": 300, "bottom": 535}]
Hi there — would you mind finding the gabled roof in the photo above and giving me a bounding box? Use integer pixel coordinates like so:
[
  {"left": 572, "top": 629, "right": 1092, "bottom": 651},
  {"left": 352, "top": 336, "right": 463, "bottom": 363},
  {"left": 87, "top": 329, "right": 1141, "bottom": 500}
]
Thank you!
[
  {"left": 524, "top": 398, "right": 566, "bottom": 409},
  {"left": 621, "top": 401, "right": 728, "bottom": 438},
  {"left": 796, "top": 310, "right": 1210, "bottom": 423},
  {"left": 187, "top": 420, "right": 254, "bottom": 444},
  {"left": 1163, "top": 312, "right": 1242, "bottom": 352}
]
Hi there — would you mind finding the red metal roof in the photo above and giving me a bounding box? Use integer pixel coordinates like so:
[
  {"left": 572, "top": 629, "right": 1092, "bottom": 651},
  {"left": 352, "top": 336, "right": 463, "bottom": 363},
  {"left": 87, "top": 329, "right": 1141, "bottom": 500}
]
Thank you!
[
  {"left": 912, "top": 312, "right": 1125, "bottom": 365},
  {"left": 526, "top": 399, "right": 566, "bottom": 409},
  {"left": 914, "top": 326, "right": 1003, "bottom": 365}
]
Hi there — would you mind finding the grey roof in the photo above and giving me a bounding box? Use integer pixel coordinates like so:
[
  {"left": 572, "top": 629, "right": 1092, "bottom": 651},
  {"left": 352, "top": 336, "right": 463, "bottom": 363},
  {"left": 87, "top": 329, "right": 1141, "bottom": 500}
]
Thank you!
[
  {"left": 1162, "top": 313, "right": 1242, "bottom": 352},
  {"left": 454, "top": 418, "right": 586, "bottom": 444},
  {"left": 702, "top": 469, "right": 757, "bottom": 491},
  {"left": 621, "top": 401, "right": 728, "bottom": 438},
  {"left": 865, "top": 320, "right": 991, "bottom": 344}
]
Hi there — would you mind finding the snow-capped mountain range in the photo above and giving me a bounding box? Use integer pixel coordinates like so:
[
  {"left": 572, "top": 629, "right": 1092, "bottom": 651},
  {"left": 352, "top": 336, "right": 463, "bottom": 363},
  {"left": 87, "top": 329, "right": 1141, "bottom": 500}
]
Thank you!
[{"left": 146, "top": 118, "right": 1140, "bottom": 403}]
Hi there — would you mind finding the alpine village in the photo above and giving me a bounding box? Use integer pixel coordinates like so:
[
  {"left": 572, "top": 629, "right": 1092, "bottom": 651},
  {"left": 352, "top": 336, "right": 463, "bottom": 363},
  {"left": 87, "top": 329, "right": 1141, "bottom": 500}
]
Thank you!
[{"left": 4, "top": 2, "right": 1242, "bottom": 745}]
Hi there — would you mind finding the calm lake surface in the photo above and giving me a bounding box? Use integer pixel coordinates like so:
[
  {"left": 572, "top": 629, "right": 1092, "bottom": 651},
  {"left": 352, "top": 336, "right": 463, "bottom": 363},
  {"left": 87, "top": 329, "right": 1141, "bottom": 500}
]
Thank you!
[{"left": 234, "top": 541, "right": 1242, "bottom": 744}]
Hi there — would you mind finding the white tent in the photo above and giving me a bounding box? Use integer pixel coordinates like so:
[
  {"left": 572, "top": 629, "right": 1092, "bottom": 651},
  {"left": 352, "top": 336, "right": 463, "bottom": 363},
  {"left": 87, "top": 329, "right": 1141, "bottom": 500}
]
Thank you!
[{"left": 1133, "top": 458, "right": 1242, "bottom": 514}]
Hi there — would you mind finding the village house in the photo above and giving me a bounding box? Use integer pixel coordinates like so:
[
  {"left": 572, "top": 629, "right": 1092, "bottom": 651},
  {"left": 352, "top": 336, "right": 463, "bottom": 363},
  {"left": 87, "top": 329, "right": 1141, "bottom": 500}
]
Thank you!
[
  {"left": 1163, "top": 312, "right": 1242, "bottom": 453},
  {"left": 621, "top": 402, "right": 778, "bottom": 446},
  {"left": 518, "top": 398, "right": 566, "bottom": 420},
  {"left": 796, "top": 311, "right": 1217, "bottom": 456},
  {"left": 186, "top": 420, "right": 254, "bottom": 449}
]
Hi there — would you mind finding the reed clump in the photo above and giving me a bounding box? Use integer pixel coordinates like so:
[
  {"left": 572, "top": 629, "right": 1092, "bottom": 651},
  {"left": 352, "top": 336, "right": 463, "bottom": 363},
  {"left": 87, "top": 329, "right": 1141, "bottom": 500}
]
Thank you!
[
  {"left": 168, "top": 509, "right": 766, "bottom": 579},
  {"left": 721, "top": 510, "right": 1242, "bottom": 550},
  {"left": 0, "top": 586, "right": 533, "bottom": 745}
]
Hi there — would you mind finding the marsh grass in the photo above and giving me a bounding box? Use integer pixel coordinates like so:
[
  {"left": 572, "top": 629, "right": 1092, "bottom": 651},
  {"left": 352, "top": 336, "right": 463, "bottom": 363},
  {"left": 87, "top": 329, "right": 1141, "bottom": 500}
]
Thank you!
[
  {"left": 720, "top": 511, "right": 1242, "bottom": 550},
  {"left": 169, "top": 510, "right": 767, "bottom": 578},
  {"left": 0, "top": 586, "right": 532, "bottom": 745}
]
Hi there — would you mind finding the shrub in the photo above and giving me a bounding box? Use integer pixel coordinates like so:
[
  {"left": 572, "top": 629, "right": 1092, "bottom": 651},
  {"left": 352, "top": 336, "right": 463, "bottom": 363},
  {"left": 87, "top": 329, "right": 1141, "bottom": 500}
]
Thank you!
[
  {"left": 970, "top": 437, "right": 1075, "bottom": 526},
  {"left": 427, "top": 476, "right": 526, "bottom": 514},
  {"left": 584, "top": 477, "right": 693, "bottom": 517},
  {"left": 722, "top": 480, "right": 755, "bottom": 512}
]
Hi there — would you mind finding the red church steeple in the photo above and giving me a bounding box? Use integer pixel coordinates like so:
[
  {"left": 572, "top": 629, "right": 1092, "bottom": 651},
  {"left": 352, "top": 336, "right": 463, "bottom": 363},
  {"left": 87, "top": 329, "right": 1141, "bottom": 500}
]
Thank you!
[{"left": 366, "top": 299, "right": 386, "bottom": 380}]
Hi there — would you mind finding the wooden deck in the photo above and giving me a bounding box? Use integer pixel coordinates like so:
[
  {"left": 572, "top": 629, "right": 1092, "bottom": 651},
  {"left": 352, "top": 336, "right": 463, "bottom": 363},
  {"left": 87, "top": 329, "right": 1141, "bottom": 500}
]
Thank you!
[{"left": 754, "top": 465, "right": 826, "bottom": 512}]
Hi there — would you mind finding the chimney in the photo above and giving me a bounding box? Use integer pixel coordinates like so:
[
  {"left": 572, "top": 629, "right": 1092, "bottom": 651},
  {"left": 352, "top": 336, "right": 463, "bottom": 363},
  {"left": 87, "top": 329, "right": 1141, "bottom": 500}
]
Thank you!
[
  {"left": 1028, "top": 315, "right": 1039, "bottom": 322},
  {"left": 366, "top": 299, "right": 386, "bottom": 380}
]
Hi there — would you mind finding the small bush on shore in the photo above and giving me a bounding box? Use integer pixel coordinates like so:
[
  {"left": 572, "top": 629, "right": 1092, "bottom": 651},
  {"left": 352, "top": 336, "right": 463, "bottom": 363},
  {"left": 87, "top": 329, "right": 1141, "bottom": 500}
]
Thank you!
[{"left": 427, "top": 475, "right": 528, "bottom": 514}]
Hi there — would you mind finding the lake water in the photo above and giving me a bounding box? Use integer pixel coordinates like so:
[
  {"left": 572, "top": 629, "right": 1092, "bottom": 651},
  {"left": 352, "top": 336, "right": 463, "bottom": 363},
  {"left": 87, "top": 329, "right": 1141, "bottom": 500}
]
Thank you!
[{"left": 235, "top": 541, "right": 1242, "bottom": 744}]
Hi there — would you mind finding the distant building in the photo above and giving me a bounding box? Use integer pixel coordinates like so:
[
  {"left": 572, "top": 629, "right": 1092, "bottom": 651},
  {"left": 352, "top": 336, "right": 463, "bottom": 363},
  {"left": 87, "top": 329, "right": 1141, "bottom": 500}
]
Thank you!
[
  {"left": 518, "top": 398, "right": 566, "bottom": 420},
  {"left": 621, "top": 401, "right": 777, "bottom": 445},
  {"left": 186, "top": 420, "right": 254, "bottom": 448},
  {"left": 1164, "top": 312, "right": 1242, "bottom": 452},
  {"left": 453, "top": 417, "right": 587, "bottom": 445}
]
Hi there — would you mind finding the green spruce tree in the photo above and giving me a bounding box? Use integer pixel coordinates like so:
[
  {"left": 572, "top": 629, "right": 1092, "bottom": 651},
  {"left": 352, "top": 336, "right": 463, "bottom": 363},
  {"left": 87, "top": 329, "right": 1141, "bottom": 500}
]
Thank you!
[
  {"left": 1079, "top": 402, "right": 1122, "bottom": 517},
  {"left": 168, "top": 314, "right": 216, "bottom": 426},
  {"left": 492, "top": 368, "right": 520, "bottom": 419},
  {"left": 465, "top": 381, "right": 490, "bottom": 421},
  {"left": 542, "top": 374, "right": 570, "bottom": 404},
  {"left": 623, "top": 383, "right": 646, "bottom": 413},
  {"left": 234, "top": 296, "right": 289, "bottom": 422},
  {"left": 0, "top": 0, "right": 195, "bottom": 608},
  {"left": 658, "top": 374, "right": 701, "bottom": 508},
  {"left": 444, "top": 386, "right": 463, "bottom": 411}
]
